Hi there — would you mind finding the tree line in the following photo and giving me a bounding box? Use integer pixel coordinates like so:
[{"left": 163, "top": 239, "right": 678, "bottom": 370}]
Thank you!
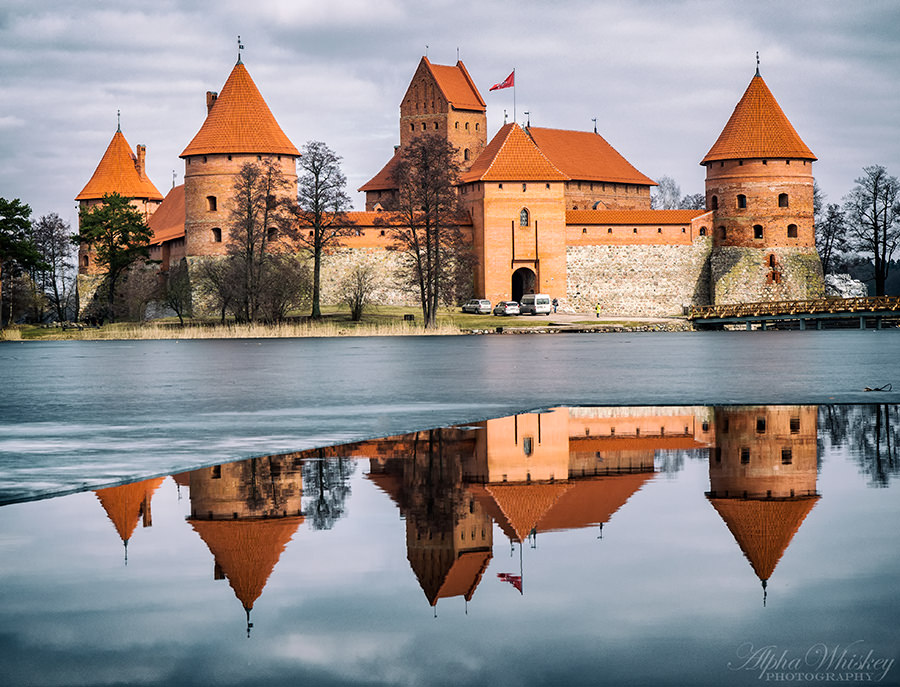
[{"left": 652, "top": 167, "right": 900, "bottom": 296}]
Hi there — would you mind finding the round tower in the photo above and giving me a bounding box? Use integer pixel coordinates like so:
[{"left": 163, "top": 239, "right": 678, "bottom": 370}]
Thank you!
[
  {"left": 180, "top": 58, "right": 299, "bottom": 257},
  {"left": 702, "top": 69, "right": 824, "bottom": 304}
]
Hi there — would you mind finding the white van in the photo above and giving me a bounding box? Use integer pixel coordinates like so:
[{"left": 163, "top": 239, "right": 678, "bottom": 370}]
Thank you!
[{"left": 519, "top": 293, "right": 552, "bottom": 315}]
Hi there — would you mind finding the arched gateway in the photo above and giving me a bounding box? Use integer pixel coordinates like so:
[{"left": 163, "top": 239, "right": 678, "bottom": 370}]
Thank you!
[{"left": 512, "top": 267, "right": 536, "bottom": 303}]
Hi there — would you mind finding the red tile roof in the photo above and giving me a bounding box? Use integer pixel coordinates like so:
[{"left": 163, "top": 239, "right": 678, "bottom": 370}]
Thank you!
[
  {"left": 461, "top": 123, "right": 568, "bottom": 183},
  {"left": 567, "top": 209, "right": 708, "bottom": 225},
  {"left": 94, "top": 477, "right": 165, "bottom": 543},
  {"left": 702, "top": 74, "right": 816, "bottom": 164},
  {"left": 76, "top": 130, "right": 164, "bottom": 202},
  {"left": 148, "top": 184, "right": 186, "bottom": 244},
  {"left": 527, "top": 127, "right": 656, "bottom": 186},
  {"left": 358, "top": 149, "right": 400, "bottom": 192},
  {"left": 425, "top": 58, "right": 486, "bottom": 112},
  {"left": 181, "top": 61, "right": 299, "bottom": 158},
  {"left": 708, "top": 496, "right": 819, "bottom": 582}
]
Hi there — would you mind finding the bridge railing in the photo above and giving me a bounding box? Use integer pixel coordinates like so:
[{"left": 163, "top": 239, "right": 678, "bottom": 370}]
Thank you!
[{"left": 689, "top": 296, "right": 900, "bottom": 320}]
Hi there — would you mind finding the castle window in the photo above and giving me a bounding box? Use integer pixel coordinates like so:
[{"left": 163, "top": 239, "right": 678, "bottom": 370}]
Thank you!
[
  {"left": 380, "top": 230, "right": 385, "bottom": 236},
  {"left": 228, "top": 155, "right": 232, "bottom": 161},
  {"left": 434, "top": 122, "right": 438, "bottom": 130},
  {"left": 699, "top": 227, "right": 707, "bottom": 236},
  {"left": 711, "top": 195, "right": 718, "bottom": 210},
  {"left": 257, "top": 155, "right": 262, "bottom": 161},
  {"left": 786, "top": 160, "right": 791, "bottom": 165},
  {"left": 763, "top": 159, "right": 768, "bottom": 165},
  {"left": 756, "top": 417, "right": 766, "bottom": 434},
  {"left": 779, "top": 193, "right": 789, "bottom": 208},
  {"left": 499, "top": 183, "right": 503, "bottom": 189},
  {"left": 267, "top": 227, "right": 277, "bottom": 241},
  {"left": 465, "top": 122, "right": 469, "bottom": 130},
  {"left": 582, "top": 228, "right": 587, "bottom": 234},
  {"left": 753, "top": 225, "right": 763, "bottom": 239},
  {"left": 421, "top": 123, "right": 426, "bottom": 131},
  {"left": 475, "top": 123, "right": 479, "bottom": 130},
  {"left": 207, "top": 196, "right": 217, "bottom": 212},
  {"left": 682, "top": 227, "right": 686, "bottom": 233},
  {"left": 212, "top": 227, "right": 222, "bottom": 243},
  {"left": 782, "top": 448, "right": 793, "bottom": 465},
  {"left": 520, "top": 208, "right": 529, "bottom": 226},
  {"left": 790, "top": 417, "right": 800, "bottom": 433},
  {"left": 464, "top": 148, "right": 470, "bottom": 161},
  {"left": 657, "top": 228, "right": 662, "bottom": 233},
  {"left": 740, "top": 447, "right": 750, "bottom": 464},
  {"left": 212, "top": 465, "right": 221, "bottom": 479},
  {"left": 202, "top": 156, "right": 207, "bottom": 163},
  {"left": 410, "top": 124, "right": 415, "bottom": 132},
  {"left": 455, "top": 122, "right": 459, "bottom": 129},
  {"left": 719, "top": 226, "right": 727, "bottom": 240},
  {"left": 546, "top": 183, "right": 550, "bottom": 189},
  {"left": 787, "top": 224, "right": 798, "bottom": 238},
  {"left": 608, "top": 228, "right": 612, "bottom": 233},
  {"left": 522, "top": 183, "right": 527, "bottom": 192},
  {"left": 81, "top": 254, "right": 89, "bottom": 267},
  {"left": 768, "top": 254, "right": 777, "bottom": 268},
  {"left": 633, "top": 228, "right": 637, "bottom": 233},
  {"left": 737, "top": 194, "right": 747, "bottom": 209}
]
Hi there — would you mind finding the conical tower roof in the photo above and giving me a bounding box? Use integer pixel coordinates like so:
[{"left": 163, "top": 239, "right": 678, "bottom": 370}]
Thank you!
[
  {"left": 189, "top": 517, "right": 302, "bottom": 612},
  {"left": 94, "top": 477, "right": 165, "bottom": 543},
  {"left": 181, "top": 61, "right": 299, "bottom": 158},
  {"left": 702, "top": 74, "right": 816, "bottom": 164},
  {"left": 708, "top": 496, "right": 819, "bottom": 582},
  {"left": 76, "top": 130, "right": 164, "bottom": 202}
]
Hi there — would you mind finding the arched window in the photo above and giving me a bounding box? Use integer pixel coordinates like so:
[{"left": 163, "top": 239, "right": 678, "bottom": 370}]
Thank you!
[
  {"left": 207, "top": 196, "right": 217, "bottom": 212},
  {"left": 711, "top": 195, "right": 718, "bottom": 210},
  {"left": 737, "top": 194, "right": 747, "bottom": 209},
  {"left": 778, "top": 193, "right": 789, "bottom": 208},
  {"left": 475, "top": 123, "right": 479, "bottom": 130},
  {"left": 787, "top": 223, "right": 798, "bottom": 238},
  {"left": 520, "top": 208, "right": 529, "bottom": 227},
  {"left": 465, "top": 122, "right": 469, "bottom": 130},
  {"left": 455, "top": 122, "right": 458, "bottom": 129},
  {"left": 81, "top": 254, "right": 89, "bottom": 267},
  {"left": 267, "top": 227, "right": 277, "bottom": 241},
  {"left": 211, "top": 227, "right": 222, "bottom": 243},
  {"left": 434, "top": 122, "right": 438, "bottom": 130},
  {"left": 421, "top": 123, "right": 426, "bottom": 131},
  {"left": 753, "top": 225, "right": 763, "bottom": 239},
  {"left": 464, "top": 148, "right": 470, "bottom": 161},
  {"left": 699, "top": 226, "right": 707, "bottom": 236},
  {"left": 410, "top": 124, "right": 414, "bottom": 132}
]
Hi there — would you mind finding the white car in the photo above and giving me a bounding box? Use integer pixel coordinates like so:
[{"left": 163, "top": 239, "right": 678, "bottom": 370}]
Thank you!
[
  {"left": 492, "top": 301, "right": 520, "bottom": 316},
  {"left": 462, "top": 299, "right": 492, "bottom": 314}
]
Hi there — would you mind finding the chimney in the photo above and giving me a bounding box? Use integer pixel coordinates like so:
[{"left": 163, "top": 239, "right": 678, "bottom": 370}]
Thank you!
[
  {"left": 135, "top": 145, "right": 147, "bottom": 180},
  {"left": 206, "top": 91, "right": 218, "bottom": 114}
]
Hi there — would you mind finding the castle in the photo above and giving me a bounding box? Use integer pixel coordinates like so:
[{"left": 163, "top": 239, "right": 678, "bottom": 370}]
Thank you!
[{"left": 76, "top": 56, "right": 824, "bottom": 316}]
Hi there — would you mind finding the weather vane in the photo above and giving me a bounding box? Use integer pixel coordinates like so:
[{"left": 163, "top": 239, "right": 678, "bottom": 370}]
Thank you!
[
  {"left": 756, "top": 51, "right": 760, "bottom": 76},
  {"left": 592, "top": 117, "right": 597, "bottom": 134},
  {"left": 116, "top": 109, "right": 120, "bottom": 132},
  {"left": 238, "top": 35, "right": 245, "bottom": 63}
]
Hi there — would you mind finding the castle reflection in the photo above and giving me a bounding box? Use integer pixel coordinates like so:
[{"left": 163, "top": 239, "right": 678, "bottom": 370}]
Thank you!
[{"left": 89, "top": 404, "right": 897, "bottom": 631}]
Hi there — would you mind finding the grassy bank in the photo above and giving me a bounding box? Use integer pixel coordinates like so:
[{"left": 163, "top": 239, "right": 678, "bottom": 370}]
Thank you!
[{"left": 0, "top": 305, "right": 551, "bottom": 341}]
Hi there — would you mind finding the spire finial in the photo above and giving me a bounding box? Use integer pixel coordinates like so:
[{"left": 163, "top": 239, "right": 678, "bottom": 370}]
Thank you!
[
  {"left": 755, "top": 51, "right": 760, "bottom": 77},
  {"left": 116, "top": 109, "right": 121, "bottom": 133},
  {"left": 246, "top": 608, "right": 253, "bottom": 638},
  {"left": 425, "top": 44, "right": 429, "bottom": 58},
  {"left": 237, "top": 35, "right": 244, "bottom": 64},
  {"left": 172, "top": 170, "right": 176, "bottom": 189},
  {"left": 592, "top": 117, "right": 597, "bottom": 134}
]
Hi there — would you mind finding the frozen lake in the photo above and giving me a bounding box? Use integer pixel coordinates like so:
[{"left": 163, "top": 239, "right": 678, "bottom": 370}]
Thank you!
[{"left": 1, "top": 330, "right": 899, "bottom": 504}]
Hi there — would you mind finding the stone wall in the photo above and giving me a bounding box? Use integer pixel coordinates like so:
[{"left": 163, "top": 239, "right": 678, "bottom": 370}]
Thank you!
[
  {"left": 566, "top": 238, "right": 713, "bottom": 316},
  {"left": 710, "top": 246, "right": 824, "bottom": 304}
]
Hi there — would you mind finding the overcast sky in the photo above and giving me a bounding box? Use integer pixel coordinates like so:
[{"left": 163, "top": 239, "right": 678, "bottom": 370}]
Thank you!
[{"left": 2, "top": 0, "right": 898, "bottom": 227}]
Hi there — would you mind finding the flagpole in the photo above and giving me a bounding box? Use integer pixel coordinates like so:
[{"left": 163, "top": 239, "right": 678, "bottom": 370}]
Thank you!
[{"left": 513, "top": 67, "right": 516, "bottom": 125}]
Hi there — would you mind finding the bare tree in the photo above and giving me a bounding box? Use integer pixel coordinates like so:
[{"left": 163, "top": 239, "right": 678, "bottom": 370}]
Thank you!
[
  {"left": 391, "top": 134, "right": 469, "bottom": 328},
  {"left": 161, "top": 258, "right": 193, "bottom": 325},
  {"left": 651, "top": 175, "right": 681, "bottom": 210},
  {"left": 340, "top": 258, "right": 380, "bottom": 321},
  {"left": 194, "top": 256, "right": 239, "bottom": 324},
  {"left": 29, "top": 213, "right": 76, "bottom": 321},
  {"left": 816, "top": 204, "right": 849, "bottom": 275},
  {"left": 843, "top": 165, "right": 900, "bottom": 296},
  {"left": 227, "top": 161, "right": 294, "bottom": 322},
  {"left": 291, "top": 141, "right": 354, "bottom": 319},
  {"left": 678, "top": 193, "right": 706, "bottom": 210}
]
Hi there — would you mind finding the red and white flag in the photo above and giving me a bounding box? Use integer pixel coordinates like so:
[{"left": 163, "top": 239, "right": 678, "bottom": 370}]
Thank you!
[
  {"left": 497, "top": 572, "right": 523, "bottom": 593},
  {"left": 489, "top": 70, "right": 515, "bottom": 91}
]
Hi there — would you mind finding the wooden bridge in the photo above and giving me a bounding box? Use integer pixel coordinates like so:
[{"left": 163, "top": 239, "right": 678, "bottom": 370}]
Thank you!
[{"left": 688, "top": 296, "right": 900, "bottom": 330}]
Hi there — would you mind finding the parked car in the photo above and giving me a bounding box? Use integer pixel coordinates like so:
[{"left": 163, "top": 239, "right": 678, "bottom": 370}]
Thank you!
[
  {"left": 492, "top": 301, "right": 520, "bottom": 316},
  {"left": 461, "top": 299, "right": 492, "bottom": 314},
  {"left": 519, "top": 293, "right": 552, "bottom": 315}
]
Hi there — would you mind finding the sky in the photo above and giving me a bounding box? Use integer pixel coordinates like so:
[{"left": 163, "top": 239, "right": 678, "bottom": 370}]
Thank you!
[{"left": 2, "top": 0, "right": 899, "bottom": 227}]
